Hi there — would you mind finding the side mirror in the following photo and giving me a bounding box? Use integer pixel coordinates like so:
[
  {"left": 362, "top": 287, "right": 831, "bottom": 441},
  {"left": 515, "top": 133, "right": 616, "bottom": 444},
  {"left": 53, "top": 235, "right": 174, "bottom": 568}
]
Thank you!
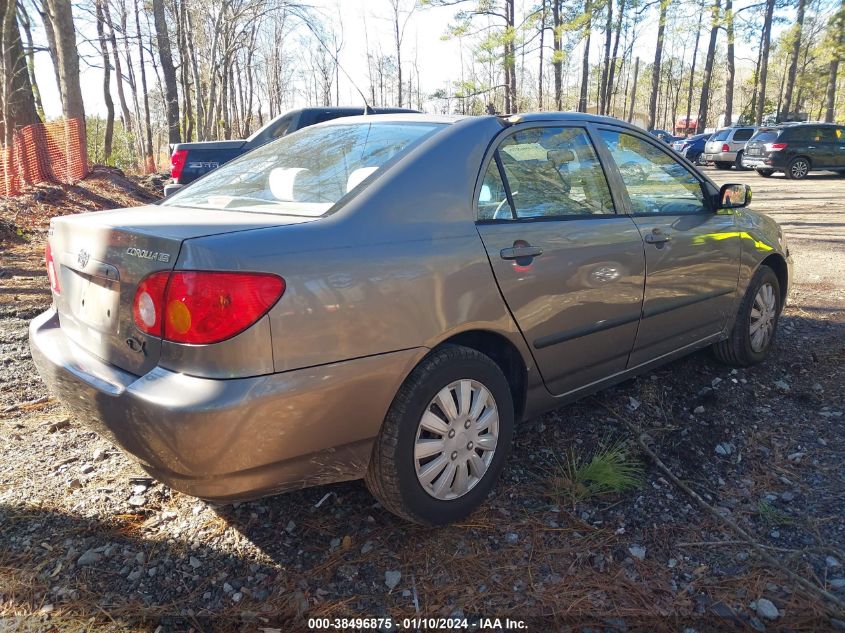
[{"left": 718, "top": 183, "right": 751, "bottom": 210}]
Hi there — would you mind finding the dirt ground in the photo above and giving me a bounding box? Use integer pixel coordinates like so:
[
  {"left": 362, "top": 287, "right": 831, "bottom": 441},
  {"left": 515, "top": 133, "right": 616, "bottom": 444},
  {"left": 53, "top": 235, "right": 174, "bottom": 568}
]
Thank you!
[{"left": 0, "top": 167, "right": 843, "bottom": 632}]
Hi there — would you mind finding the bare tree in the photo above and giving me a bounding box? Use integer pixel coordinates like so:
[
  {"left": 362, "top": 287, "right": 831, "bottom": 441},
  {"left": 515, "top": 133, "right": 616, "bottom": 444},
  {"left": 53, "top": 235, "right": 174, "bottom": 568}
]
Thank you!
[
  {"left": 754, "top": 0, "right": 775, "bottom": 124},
  {"left": 1, "top": 0, "right": 41, "bottom": 144},
  {"left": 646, "top": 0, "right": 669, "bottom": 129},
  {"left": 43, "top": 0, "right": 85, "bottom": 124},
  {"left": 696, "top": 0, "right": 719, "bottom": 133},
  {"left": 577, "top": 0, "right": 592, "bottom": 112},
  {"left": 94, "top": 0, "right": 114, "bottom": 161},
  {"left": 724, "top": 0, "right": 734, "bottom": 125},
  {"left": 152, "top": 0, "right": 180, "bottom": 143}
]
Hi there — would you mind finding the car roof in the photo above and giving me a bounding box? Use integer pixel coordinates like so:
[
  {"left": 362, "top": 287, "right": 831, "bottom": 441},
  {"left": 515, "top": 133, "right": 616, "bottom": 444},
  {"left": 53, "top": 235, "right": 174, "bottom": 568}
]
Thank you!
[{"left": 315, "top": 111, "right": 657, "bottom": 133}]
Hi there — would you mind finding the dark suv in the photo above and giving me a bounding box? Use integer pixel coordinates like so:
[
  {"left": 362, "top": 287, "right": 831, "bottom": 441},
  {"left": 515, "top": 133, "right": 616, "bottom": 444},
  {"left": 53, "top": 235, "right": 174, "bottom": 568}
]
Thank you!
[{"left": 742, "top": 123, "right": 845, "bottom": 179}]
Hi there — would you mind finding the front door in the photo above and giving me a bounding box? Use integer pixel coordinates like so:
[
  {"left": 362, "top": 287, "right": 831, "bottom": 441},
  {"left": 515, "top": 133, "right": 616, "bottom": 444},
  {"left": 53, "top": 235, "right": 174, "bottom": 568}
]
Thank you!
[
  {"left": 475, "top": 124, "right": 645, "bottom": 396},
  {"left": 596, "top": 128, "right": 741, "bottom": 367}
]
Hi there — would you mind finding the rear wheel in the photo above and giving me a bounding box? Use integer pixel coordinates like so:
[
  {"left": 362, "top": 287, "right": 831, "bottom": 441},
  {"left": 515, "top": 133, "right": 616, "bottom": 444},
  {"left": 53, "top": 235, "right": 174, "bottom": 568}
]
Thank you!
[
  {"left": 713, "top": 265, "right": 781, "bottom": 366},
  {"left": 734, "top": 151, "right": 748, "bottom": 170},
  {"left": 714, "top": 161, "right": 733, "bottom": 170},
  {"left": 785, "top": 157, "right": 810, "bottom": 180},
  {"left": 756, "top": 169, "right": 774, "bottom": 178},
  {"left": 366, "top": 345, "right": 514, "bottom": 525}
]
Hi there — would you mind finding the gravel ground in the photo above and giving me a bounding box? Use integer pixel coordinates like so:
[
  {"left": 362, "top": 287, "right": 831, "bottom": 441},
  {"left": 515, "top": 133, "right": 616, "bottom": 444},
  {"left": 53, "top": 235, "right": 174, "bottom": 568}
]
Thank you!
[{"left": 1, "top": 167, "right": 844, "bottom": 632}]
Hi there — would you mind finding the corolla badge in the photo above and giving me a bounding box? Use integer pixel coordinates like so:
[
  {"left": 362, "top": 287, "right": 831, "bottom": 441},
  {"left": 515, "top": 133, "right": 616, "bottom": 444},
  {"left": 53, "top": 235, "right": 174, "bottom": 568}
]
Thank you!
[{"left": 77, "top": 249, "right": 90, "bottom": 268}]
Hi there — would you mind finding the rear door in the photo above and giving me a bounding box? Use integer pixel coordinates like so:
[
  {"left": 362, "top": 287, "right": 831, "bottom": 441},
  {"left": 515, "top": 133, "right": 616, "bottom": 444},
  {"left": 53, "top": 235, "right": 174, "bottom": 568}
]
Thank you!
[
  {"left": 595, "top": 127, "right": 741, "bottom": 367},
  {"left": 475, "top": 124, "right": 645, "bottom": 396}
]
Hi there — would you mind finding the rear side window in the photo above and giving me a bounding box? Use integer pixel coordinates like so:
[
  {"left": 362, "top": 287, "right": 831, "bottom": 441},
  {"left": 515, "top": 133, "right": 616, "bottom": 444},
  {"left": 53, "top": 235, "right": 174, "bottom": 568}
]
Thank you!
[
  {"left": 817, "top": 127, "right": 838, "bottom": 142},
  {"left": 788, "top": 127, "right": 816, "bottom": 142},
  {"left": 711, "top": 129, "right": 730, "bottom": 141},
  {"left": 478, "top": 126, "right": 614, "bottom": 220},
  {"left": 752, "top": 129, "right": 782, "bottom": 143},
  {"left": 732, "top": 128, "right": 755, "bottom": 142},
  {"left": 270, "top": 115, "right": 294, "bottom": 139}
]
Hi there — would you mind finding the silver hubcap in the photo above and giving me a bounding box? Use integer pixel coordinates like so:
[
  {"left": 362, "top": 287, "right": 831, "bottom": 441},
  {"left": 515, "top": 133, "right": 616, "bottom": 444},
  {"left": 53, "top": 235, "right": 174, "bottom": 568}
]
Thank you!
[
  {"left": 750, "top": 283, "right": 777, "bottom": 352},
  {"left": 414, "top": 379, "right": 499, "bottom": 500},
  {"left": 791, "top": 160, "right": 808, "bottom": 178}
]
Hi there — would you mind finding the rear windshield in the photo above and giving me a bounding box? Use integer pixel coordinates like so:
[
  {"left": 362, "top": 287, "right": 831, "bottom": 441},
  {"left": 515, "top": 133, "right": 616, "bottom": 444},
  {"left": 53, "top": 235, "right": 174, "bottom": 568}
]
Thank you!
[
  {"left": 751, "top": 129, "right": 783, "bottom": 142},
  {"left": 710, "top": 129, "right": 730, "bottom": 141},
  {"left": 164, "top": 122, "right": 444, "bottom": 216}
]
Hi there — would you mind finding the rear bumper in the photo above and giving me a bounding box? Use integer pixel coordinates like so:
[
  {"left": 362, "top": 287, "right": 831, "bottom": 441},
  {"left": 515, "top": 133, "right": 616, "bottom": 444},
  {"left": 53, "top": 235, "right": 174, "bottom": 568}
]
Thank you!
[
  {"left": 741, "top": 156, "right": 770, "bottom": 170},
  {"left": 163, "top": 183, "right": 184, "bottom": 197},
  {"left": 703, "top": 151, "right": 737, "bottom": 163},
  {"left": 30, "top": 308, "right": 420, "bottom": 501}
]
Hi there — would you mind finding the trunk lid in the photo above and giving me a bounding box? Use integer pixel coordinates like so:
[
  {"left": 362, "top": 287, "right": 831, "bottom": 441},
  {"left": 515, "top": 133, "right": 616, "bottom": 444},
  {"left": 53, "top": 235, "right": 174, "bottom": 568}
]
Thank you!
[{"left": 49, "top": 204, "right": 313, "bottom": 375}]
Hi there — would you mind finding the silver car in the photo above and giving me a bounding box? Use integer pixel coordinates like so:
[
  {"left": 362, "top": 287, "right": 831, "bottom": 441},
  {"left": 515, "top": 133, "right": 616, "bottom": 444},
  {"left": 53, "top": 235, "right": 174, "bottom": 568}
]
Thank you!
[
  {"left": 30, "top": 113, "right": 792, "bottom": 525},
  {"left": 703, "top": 126, "right": 758, "bottom": 170}
]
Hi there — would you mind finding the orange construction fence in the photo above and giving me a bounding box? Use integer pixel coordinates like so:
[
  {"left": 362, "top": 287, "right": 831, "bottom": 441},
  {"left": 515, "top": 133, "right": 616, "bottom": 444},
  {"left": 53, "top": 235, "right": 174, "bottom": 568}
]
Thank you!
[{"left": 1, "top": 118, "right": 89, "bottom": 197}]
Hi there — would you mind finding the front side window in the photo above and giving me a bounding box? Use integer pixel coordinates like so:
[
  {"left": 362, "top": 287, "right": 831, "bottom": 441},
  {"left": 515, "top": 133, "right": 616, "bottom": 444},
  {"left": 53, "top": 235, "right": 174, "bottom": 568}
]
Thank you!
[
  {"left": 165, "top": 122, "right": 443, "bottom": 216},
  {"left": 599, "top": 130, "right": 707, "bottom": 215},
  {"left": 477, "top": 126, "right": 614, "bottom": 220},
  {"left": 816, "top": 127, "right": 838, "bottom": 142}
]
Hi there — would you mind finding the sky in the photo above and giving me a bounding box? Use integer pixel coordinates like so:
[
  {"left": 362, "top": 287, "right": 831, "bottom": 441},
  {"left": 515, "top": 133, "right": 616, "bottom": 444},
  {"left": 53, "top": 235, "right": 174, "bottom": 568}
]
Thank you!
[{"left": 30, "top": 0, "right": 796, "bottom": 120}]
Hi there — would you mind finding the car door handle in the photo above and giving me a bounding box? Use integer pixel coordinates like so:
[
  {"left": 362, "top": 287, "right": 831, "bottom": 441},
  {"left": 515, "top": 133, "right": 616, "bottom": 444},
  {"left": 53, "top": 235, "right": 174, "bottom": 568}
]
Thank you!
[
  {"left": 808, "top": 146, "right": 816, "bottom": 149},
  {"left": 644, "top": 230, "right": 671, "bottom": 245},
  {"left": 500, "top": 246, "right": 543, "bottom": 260}
]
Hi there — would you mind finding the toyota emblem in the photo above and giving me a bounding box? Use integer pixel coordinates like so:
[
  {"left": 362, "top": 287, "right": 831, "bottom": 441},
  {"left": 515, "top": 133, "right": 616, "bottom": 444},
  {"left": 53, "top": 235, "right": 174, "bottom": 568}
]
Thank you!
[{"left": 77, "top": 249, "right": 90, "bottom": 268}]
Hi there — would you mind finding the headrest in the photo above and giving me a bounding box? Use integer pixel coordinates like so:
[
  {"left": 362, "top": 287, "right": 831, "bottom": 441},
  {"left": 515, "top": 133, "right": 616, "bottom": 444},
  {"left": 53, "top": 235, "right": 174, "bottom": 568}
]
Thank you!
[
  {"left": 346, "top": 167, "right": 379, "bottom": 192},
  {"left": 548, "top": 149, "right": 575, "bottom": 164},
  {"left": 268, "top": 167, "right": 308, "bottom": 200}
]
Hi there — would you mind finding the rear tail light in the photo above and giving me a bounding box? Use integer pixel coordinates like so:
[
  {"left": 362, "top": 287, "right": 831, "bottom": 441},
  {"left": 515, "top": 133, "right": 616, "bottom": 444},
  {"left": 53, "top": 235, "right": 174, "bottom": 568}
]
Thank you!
[
  {"left": 45, "top": 242, "right": 61, "bottom": 294},
  {"left": 765, "top": 142, "right": 787, "bottom": 152},
  {"left": 132, "top": 271, "right": 285, "bottom": 344},
  {"left": 170, "top": 149, "right": 188, "bottom": 180},
  {"left": 722, "top": 143, "right": 730, "bottom": 152}
]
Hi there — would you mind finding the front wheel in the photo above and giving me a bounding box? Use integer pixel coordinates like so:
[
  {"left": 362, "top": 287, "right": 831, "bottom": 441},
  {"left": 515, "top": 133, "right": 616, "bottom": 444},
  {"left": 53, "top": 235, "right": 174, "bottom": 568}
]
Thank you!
[
  {"left": 713, "top": 265, "right": 781, "bottom": 366},
  {"left": 756, "top": 169, "right": 775, "bottom": 178},
  {"left": 366, "top": 345, "right": 514, "bottom": 525},
  {"left": 714, "top": 161, "right": 733, "bottom": 170},
  {"left": 785, "top": 157, "right": 810, "bottom": 180}
]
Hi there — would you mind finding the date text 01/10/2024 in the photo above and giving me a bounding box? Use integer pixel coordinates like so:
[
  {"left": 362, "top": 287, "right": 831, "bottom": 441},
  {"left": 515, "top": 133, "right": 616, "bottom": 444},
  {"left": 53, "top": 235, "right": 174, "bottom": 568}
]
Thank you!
[{"left": 306, "top": 617, "right": 528, "bottom": 630}]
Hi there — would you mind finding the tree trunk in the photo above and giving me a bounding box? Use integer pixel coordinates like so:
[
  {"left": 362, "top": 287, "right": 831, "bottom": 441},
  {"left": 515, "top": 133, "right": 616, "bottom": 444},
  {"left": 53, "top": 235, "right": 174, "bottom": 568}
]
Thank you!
[
  {"left": 724, "top": 0, "right": 735, "bottom": 125},
  {"left": 825, "top": 0, "right": 844, "bottom": 122},
  {"left": 553, "top": 0, "right": 562, "bottom": 109},
  {"left": 606, "top": 0, "right": 626, "bottom": 116},
  {"left": 44, "top": 0, "right": 85, "bottom": 124},
  {"left": 627, "top": 56, "right": 639, "bottom": 122},
  {"left": 647, "top": 0, "right": 669, "bottom": 129},
  {"left": 599, "top": 0, "right": 613, "bottom": 115},
  {"left": 17, "top": 4, "right": 44, "bottom": 120},
  {"left": 684, "top": 0, "right": 703, "bottom": 133},
  {"left": 538, "top": 0, "right": 545, "bottom": 109},
  {"left": 505, "top": 0, "right": 516, "bottom": 112},
  {"left": 101, "top": 0, "right": 132, "bottom": 134},
  {"left": 133, "top": 0, "right": 154, "bottom": 169},
  {"left": 94, "top": 0, "right": 114, "bottom": 161},
  {"left": 780, "top": 0, "right": 806, "bottom": 122},
  {"left": 0, "top": 0, "right": 41, "bottom": 144},
  {"left": 152, "top": 0, "right": 180, "bottom": 144},
  {"left": 754, "top": 0, "right": 775, "bottom": 124},
  {"left": 696, "top": 0, "right": 720, "bottom": 133},
  {"left": 578, "top": 0, "right": 592, "bottom": 112}
]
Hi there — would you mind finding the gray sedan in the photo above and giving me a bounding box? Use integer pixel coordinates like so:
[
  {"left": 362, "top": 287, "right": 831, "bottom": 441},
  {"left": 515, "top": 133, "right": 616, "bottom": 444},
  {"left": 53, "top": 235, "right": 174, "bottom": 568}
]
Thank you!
[{"left": 30, "top": 113, "right": 792, "bottom": 525}]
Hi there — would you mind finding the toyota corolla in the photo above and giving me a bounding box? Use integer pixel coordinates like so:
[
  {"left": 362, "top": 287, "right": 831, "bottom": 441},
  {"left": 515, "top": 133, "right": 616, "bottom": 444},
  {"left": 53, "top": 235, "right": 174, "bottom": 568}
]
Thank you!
[{"left": 30, "top": 113, "right": 791, "bottom": 525}]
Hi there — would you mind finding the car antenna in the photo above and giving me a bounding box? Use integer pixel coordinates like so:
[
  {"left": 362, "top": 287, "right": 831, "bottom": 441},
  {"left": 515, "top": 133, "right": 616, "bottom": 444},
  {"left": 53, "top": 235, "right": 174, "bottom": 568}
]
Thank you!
[{"left": 296, "top": 14, "right": 375, "bottom": 115}]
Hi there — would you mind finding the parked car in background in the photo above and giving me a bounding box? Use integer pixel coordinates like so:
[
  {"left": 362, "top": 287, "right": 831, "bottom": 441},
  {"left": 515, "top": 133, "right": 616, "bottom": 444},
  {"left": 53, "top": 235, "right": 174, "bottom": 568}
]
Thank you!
[
  {"left": 703, "top": 126, "right": 758, "bottom": 169},
  {"left": 742, "top": 123, "right": 845, "bottom": 179},
  {"left": 31, "top": 113, "right": 791, "bottom": 525},
  {"left": 649, "top": 129, "right": 681, "bottom": 144},
  {"left": 165, "top": 106, "right": 418, "bottom": 196},
  {"left": 672, "top": 133, "right": 710, "bottom": 165}
]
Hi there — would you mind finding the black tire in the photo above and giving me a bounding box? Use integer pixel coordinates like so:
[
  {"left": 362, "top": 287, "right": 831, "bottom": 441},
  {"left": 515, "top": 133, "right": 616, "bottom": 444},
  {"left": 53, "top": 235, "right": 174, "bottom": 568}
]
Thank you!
[
  {"left": 714, "top": 161, "right": 733, "bottom": 170},
  {"left": 756, "top": 169, "right": 775, "bottom": 178},
  {"left": 365, "top": 344, "right": 514, "bottom": 525},
  {"left": 785, "top": 157, "right": 810, "bottom": 180},
  {"left": 713, "top": 265, "right": 781, "bottom": 367},
  {"left": 734, "top": 151, "right": 748, "bottom": 170}
]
